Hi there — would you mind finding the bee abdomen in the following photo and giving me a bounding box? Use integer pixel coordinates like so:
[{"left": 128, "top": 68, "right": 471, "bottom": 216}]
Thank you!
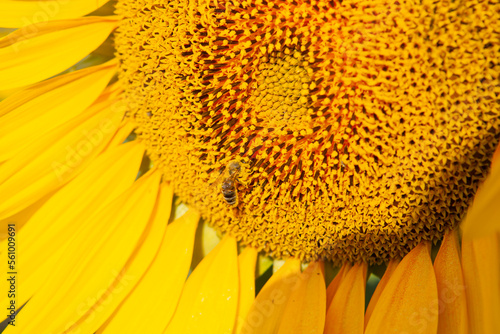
[{"left": 223, "top": 190, "right": 237, "bottom": 205}]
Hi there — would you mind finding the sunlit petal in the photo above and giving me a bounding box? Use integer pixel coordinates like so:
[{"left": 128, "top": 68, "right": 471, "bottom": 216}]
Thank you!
[
  {"left": 433, "top": 229, "right": 468, "bottom": 334},
  {"left": 0, "top": 61, "right": 117, "bottom": 162},
  {"left": 240, "top": 258, "right": 301, "bottom": 334},
  {"left": 0, "top": 142, "right": 144, "bottom": 308},
  {"left": 98, "top": 208, "right": 199, "bottom": 333},
  {"left": 71, "top": 180, "right": 174, "bottom": 333},
  {"left": 365, "top": 242, "right": 438, "bottom": 334},
  {"left": 0, "top": 17, "right": 118, "bottom": 90},
  {"left": 0, "top": 88, "right": 124, "bottom": 219},
  {"left": 104, "top": 120, "right": 136, "bottom": 150},
  {"left": 192, "top": 219, "right": 222, "bottom": 268},
  {"left": 364, "top": 259, "right": 399, "bottom": 327},
  {"left": 236, "top": 247, "right": 258, "bottom": 334},
  {"left": 326, "top": 263, "right": 350, "bottom": 307},
  {"left": 325, "top": 263, "right": 367, "bottom": 334},
  {"left": 462, "top": 233, "right": 500, "bottom": 333},
  {"left": 0, "top": 0, "right": 112, "bottom": 28},
  {"left": 461, "top": 153, "right": 500, "bottom": 239},
  {"left": 277, "top": 261, "right": 326, "bottom": 334},
  {"left": 3, "top": 171, "right": 161, "bottom": 333},
  {"left": 165, "top": 236, "right": 239, "bottom": 334}
]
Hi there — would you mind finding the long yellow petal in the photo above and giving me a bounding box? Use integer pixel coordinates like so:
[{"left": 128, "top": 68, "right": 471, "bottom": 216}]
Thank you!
[
  {"left": 461, "top": 152, "right": 500, "bottom": 238},
  {"left": 0, "top": 89, "right": 124, "bottom": 219},
  {"left": 164, "top": 235, "right": 239, "bottom": 334},
  {"left": 0, "top": 16, "right": 118, "bottom": 90},
  {"left": 103, "top": 120, "right": 136, "bottom": 150},
  {"left": 0, "top": 0, "right": 111, "bottom": 28},
  {"left": 0, "top": 61, "right": 117, "bottom": 162},
  {"left": 364, "top": 259, "right": 399, "bottom": 326},
  {"left": 192, "top": 218, "right": 222, "bottom": 268},
  {"left": 0, "top": 188, "right": 55, "bottom": 241},
  {"left": 365, "top": 242, "right": 438, "bottom": 334},
  {"left": 277, "top": 261, "right": 326, "bottom": 334},
  {"left": 99, "top": 208, "right": 199, "bottom": 333},
  {"left": 462, "top": 233, "right": 500, "bottom": 334},
  {"left": 433, "top": 229, "right": 468, "bottom": 334},
  {"left": 236, "top": 247, "right": 258, "bottom": 334},
  {"left": 324, "top": 263, "right": 367, "bottom": 334},
  {"left": 326, "top": 263, "right": 350, "bottom": 308},
  {"left": 239, "top": 258, "right": 301, "bottom": 334},
  {"left": 0, "top": 142, "right": 144, "bottom": 309},
  {"left": 3, "top": 171, "right": 161, "bottom": 334},
  {"left": 73, "top": 182, "right": 176, "bottom": 333}
]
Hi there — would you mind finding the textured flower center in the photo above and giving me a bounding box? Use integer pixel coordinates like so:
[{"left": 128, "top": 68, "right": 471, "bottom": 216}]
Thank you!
[
  {"left": 250, "top": 51, "right": 312, "bottom": 132},
  {"left": 115, "top": 0, "right": 500, "bottom": 263}
]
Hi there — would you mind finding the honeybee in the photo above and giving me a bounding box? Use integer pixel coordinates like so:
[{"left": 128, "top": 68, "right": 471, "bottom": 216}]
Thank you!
[
  {"left": 209, "top": 160, "right": 243, "bottom": 206},
  {"left": 221, "top": 161, "right": 241, "bottom": 206}
]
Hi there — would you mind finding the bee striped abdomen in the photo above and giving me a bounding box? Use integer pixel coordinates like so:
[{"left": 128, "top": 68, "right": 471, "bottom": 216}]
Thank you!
[{"left": 221, "top": 178, "right": 237, "bottom": 206}]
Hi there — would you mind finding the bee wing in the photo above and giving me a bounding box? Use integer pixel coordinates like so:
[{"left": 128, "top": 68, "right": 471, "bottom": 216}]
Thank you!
[{"left": 204, "top": 167, "right": 228, "bottom": 202}]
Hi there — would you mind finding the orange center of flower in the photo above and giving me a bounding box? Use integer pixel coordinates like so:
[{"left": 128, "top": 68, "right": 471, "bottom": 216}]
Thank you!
[{"left": 115, "top": 0, "right": 500, "bottom": 263}]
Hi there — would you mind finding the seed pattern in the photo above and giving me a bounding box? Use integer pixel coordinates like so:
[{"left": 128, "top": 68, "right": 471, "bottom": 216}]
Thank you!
[{"left": 116, "top": 0, "right": 500, "bottom": 263}]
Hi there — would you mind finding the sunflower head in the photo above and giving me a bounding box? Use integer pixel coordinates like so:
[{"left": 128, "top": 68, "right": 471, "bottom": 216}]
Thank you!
[{"left": 116, "top": 0, "right": 500, "bottom": 263}]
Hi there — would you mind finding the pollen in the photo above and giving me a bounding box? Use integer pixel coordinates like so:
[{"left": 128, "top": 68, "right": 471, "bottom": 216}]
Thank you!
[{"left": 115, "top": 0, "right": 500, "bottom": 263}]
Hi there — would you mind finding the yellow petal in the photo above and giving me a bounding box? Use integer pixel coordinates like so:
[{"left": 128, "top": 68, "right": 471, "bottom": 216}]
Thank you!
[
  {"left": 3, "top": 171, "right": 162, "bottom": 334},
  {"left": 0, "top": 0, "right": 111, "bottom": 28},
  {"left": 104, "top": 120, "right": 136, "bottom": 150},
  {"left": 192, "top": 218, "right": 222, "bottom": 268},
  {"left": 277, "top": 261, "right": 326, "bottom": 334},
  {"left": 364, "top": 259, "right": 399, "bottom": 326},
  {"left": 0, "top": 88, "right": 124, "bottom": 219},
  {"left": 165, "top": 236, "right": 239, "bottom": 334},
  {"left": 0, "top": 142, "right": 144, "bottom": 309},
  {"left": 433, "top": 229, "right": 468, "bottom": 334},
  {"left": 99, "top": 208, "right": 199, "bottom": 333},
  {"left": 326, "top": 263, "right": 350, "bottom": 307},
  {"left": 236, "top": 247, "right": 258, "bottom": 334},
  {"left": 0, "top": 16, "right": 118, "bottom": 90},
  {"left": 365, "top": 242, "right": 438, "bottom": 334},
  {"left": 462, "top": 233, "right": 500, "bottom": 334},
  {"left": 0, "top": 188, "right": 56, "bottom": 240},
  {"left": 461, "top": 153, "right": 500, "bottom": 238},
  {"left": 324, "top": 263, "right": 367, "bottom": 334},
  {"left": 0, "top": 61, "right": 117, "bottom": 162},
  {"left": 239, "top": 258, "right": 301, "bottom": 334}
]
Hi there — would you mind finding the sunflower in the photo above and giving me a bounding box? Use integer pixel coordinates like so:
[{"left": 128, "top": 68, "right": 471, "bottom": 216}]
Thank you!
[{"left": 1, "top": 0, "right": 499, "bottom": 333}]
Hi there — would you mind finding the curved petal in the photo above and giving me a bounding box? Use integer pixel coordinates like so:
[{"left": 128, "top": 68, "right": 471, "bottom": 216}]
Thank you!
[
  {"left": 462, "top": 233, "right": 500, "bottom": 333},
  {"left": 239, "top": 258, "right": 301, "bottom": 334},
  {"left": 0, "top": 16, "right": 118, "bottom": 90},
  {"left": 461, "top": 153, "right": 500, "bottom": 239},
  {"left": 104, "top": 120, "right": 136, "bottom": 150},
  {"left": 277, "top": 261, "right": 326, "bottom": 334},
  {"left": 326, "top": 263, "right": 350, "bottom": 307},
  {"left": 236, "top": 247, "right": 258, "bottom": 334},
  {"left": 0, "top": 87, "right": 124, "bottom": 219},
  {"left": 433, "top": 229, "right": 468, "bottom": 334},
  {"left": 0, "top": 188, "right": 56, "bottom": 241},
  {"left": 191, "top": 219, "right": 222, "bottom": 268},
  {"left": 71, "top": 179, "right": 174, "bottom": 333},
  {"left": 364, "top": 259, "right": 399, "bottom": 326},
  {"left": 3, "top": 171, "right": 162, "bottom": 333},
  {"left": 0, "top": 0, "right": 111, "bottom": 28},
  {"left": 0, "top": 141, "right": 144, "bottom": 309},
  {"left": 164, "top": 236, "right": 239, "bottom": 334},
  {"left": 98, "top": 207, "right": 199, "bottom": 333},
  {"left": 0, "top": 61, "right": 117, "bottom": 162},
  {"left": 365, "top": 242, "right": 438, "bottom": 334},
  {"left": 324, "top": 263, "right": 367, "bottom": 334}
]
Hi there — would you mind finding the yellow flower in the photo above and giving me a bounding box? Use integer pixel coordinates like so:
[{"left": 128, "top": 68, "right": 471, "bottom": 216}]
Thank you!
[{"left": 0, "top": 0, "right": 499, "bottom": 333}]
